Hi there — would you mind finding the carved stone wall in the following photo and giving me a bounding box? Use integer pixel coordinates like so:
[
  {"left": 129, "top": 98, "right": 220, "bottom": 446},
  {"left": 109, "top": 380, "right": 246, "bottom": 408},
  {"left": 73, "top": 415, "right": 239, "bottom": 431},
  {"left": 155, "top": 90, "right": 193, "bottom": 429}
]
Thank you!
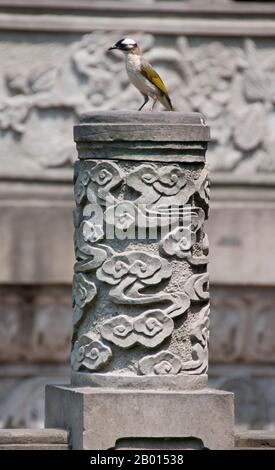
[
  {"left": 2, "top": 30, "right": 275, "bottom": 181},
  {"left": 1, "top": 0, "right": 275, "bottom": 430},
  {"left": 2, "top": 285, "right": 275, "bottom": 431}
]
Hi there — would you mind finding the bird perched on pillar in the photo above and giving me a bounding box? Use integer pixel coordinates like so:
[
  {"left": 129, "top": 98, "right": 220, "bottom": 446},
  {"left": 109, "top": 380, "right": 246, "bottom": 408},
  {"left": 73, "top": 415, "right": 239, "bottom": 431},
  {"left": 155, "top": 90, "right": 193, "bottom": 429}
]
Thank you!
[{"left": 108, "top": 37, "right": 175, "bottom": 112}]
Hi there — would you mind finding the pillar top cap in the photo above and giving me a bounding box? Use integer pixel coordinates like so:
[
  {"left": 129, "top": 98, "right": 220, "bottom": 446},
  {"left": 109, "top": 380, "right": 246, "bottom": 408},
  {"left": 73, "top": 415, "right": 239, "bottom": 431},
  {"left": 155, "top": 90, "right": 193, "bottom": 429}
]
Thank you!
[
  {"left": 79, "top": 111, "right": 206, "bottom": 125},
  {"left": 75, "top": 111, "right": 210, "bottom": 143}
]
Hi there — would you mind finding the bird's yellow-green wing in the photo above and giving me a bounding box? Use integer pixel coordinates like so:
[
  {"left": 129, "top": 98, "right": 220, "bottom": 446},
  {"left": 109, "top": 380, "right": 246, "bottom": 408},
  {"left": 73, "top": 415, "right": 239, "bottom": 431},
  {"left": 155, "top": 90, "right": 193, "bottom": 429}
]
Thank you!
[{"left": 140, "top": 60, "right": 168, "bottom": 96}]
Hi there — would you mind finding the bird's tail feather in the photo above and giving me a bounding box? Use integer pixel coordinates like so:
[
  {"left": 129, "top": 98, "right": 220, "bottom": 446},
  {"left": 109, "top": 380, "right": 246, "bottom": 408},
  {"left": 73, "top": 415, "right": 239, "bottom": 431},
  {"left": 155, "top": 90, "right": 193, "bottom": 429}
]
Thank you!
[{"left": 159, "top": 93, "right": 176, "bottom": 111}]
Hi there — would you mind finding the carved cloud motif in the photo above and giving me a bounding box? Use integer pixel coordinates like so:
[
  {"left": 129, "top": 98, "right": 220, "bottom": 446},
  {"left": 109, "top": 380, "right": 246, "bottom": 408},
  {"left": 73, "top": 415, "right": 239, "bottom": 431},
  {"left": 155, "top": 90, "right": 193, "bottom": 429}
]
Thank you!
[
  {"left": 139, "top": 351, "right": 182, "bottom": 376},
  {"left": 96, "top": 251, "right": 172, "bottom": 304},
  {"left": 86, "top": 162, "right": 124, "bottom": 205},
  {"left": 72, "top": 272, "right": 97, "bottom": 325},
  {"left": 74, "top": 169, "right": 93, "bottom": 205},
  {"left": 182, "top": 303, "right": 210, "bottom": 375},
  {"left": 184, "top": 273, "right": 210, "bottom": 301},
  {"left": 71, "top": 333, "right": 112, "bottom": 371},
  {"left": 139, "top": 304, "right": 210, "bottom": 376},
  {"left": 195, "top": 168, "right": 210, "bottom": 208},
  {"left": 126, "top": 164, "right": 194, "bottom": 206},
  {"left": 74, "top": 208, "right": 108, "bottom": 273},
  {"left": 105, "top": 201, "right": 136, "bottom": 239},
  {"left": 160, "top": 226, "right": 196, "bottom": 259},
  {"left": 74, "top": 161, "right": 124, "bottom": 206},
  {"left": 101, "top": 309, "right": 174, "bottom": 349},
  {"left": 72, "top": 273, "right": 97, "bottom": 309},
  {"left": 105, "top": 200, "right": 201, "bottom": 235},
  {"left": 159, "top": 206, "right": 205, "bottom": 260}
]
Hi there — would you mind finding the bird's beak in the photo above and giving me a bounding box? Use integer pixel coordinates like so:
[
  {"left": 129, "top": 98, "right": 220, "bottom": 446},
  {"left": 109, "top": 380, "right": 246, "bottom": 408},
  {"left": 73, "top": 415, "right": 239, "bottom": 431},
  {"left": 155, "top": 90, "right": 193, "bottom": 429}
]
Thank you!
[{"left": 108, "top": 45, "right": 117, "bottom": 51}]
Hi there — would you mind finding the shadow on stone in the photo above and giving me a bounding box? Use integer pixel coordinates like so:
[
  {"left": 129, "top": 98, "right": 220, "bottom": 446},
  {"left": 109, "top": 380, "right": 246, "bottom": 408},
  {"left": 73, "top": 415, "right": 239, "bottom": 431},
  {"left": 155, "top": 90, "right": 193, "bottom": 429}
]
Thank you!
[{"left": 113, "top": 436, "right": 206, "bottom": 450}]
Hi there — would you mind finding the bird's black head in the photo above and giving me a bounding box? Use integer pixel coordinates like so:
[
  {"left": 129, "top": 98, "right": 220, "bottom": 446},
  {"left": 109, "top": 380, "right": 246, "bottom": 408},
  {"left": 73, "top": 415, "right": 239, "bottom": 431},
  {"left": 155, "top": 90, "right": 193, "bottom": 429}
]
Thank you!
[{"left": 108, "top": 37, "right": 138, "bottom": 52}]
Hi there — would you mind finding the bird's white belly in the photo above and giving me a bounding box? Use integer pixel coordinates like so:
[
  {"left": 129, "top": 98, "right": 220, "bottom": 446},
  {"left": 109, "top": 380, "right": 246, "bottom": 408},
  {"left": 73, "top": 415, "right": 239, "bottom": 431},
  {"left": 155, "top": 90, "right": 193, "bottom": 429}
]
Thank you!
[{"left": 126, "top": 57, "right": 157, "bottom": 97}]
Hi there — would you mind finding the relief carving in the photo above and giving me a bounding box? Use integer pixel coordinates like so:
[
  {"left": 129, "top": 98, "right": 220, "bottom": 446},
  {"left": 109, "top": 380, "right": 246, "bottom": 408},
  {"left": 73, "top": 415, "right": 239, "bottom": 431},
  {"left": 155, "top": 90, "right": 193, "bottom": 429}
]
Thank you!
[
  {"left": 71, "top": 333, "right": 112, "bottom": 371},
  {"left": 101, "top": 309, "right": 174, "bottom": 349},
  {"left": 181, "top": 303, "right": 210, "bottom": 374},
  {"left": 72, "top": 273, "right": 97, "bottom": 309},
  {"left": 72, "top": 273, "right": 97, "bottom": 326},
  {"left": 72, "top": 156, "right": 209, "bottom": 376},
  {"left": 1, "top": 32, "right": 275, "bottom": 178},
  {"left": 184, "top": 273, "right": 210, "bottom": 301},
  {"left": 74, "top": 221, "right": 108, "bottom": 274},
  {"left": 87, "top": 162, "right": 124, "bottom": 205},
  {"left": 139, "top": 303, "right": 209, "bottom": 376},
  {"left": 139, "top": 351, "right": 182, "bottom": 376},
  {"left": 126, "top": 163, "right": 195, "bottom": 207},
  {"left": 160, "top": 224, "right": 198, "bottom": 259},
  {"left": 96, "top": 251, "right": 172, "bottom": 304},
  {"left": 74, "top": 161, "right": 124, "bottom": 206}
]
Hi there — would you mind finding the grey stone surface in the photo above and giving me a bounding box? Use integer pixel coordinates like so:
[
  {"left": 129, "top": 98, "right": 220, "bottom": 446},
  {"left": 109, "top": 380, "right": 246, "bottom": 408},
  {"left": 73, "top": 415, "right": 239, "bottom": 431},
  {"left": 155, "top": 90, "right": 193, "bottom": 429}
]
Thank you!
[
  {"left": 0, "top": 286, "right": 71, "bottom": 362},
  {"left": 44, "top": 111, "right": 236, "bottom": 451},
  {"left": 0, "top": 364, "right": 70, "bottom": 429},
  {"left": 0, "top": 0, "right": 275, "bottom": 432},
  {"left": 0, "top": 428, "right": 68, "bottom": 450},
  {"left": 45, "top": 385, "right": 234, "bottom": 450},
  {"left": 2, "top": 195, "right": 275, "bottom": 286},
  {"left": 75, "top": 111, "right": 210, "bottom": 143},
  {"left": 0, "top": 201, "right": 74, "bottom": 284},
  {"left": 210, "top": 286, "right": 275, "bottom": 364},
  {"left": 207, "top": 203, "right": 275, "bottom": 286},
  {"left": 209, "top": 364, "right": 275, "bottom": 432},
  {"left": 70, "top": 112, "right": 210, "bottom": 388},
  {"left": 71, "top": 372, "right": 208, "bottom": 391},
  {"left": 79, "top": 111, "right": 207, "bottom": 124},
  {"left": 0, "top": 428, "right": 68, "bottom": 444},
  {"left": 1, "top": 17, "right": 275, "bottom": 182},
  {"left": 0, "top": 444, "right": 67, "bottom": 450},
  {"left": 235, "top": 430, "right": 275, "bottom": 449}
]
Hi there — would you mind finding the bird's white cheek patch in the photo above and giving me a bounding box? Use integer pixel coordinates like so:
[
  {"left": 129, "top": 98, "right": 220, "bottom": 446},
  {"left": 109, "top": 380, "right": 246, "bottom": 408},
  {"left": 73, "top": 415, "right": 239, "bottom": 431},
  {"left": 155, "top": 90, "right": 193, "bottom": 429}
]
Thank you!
[{"left": 121, "top": 38, "right": 136, "bottom": 46}]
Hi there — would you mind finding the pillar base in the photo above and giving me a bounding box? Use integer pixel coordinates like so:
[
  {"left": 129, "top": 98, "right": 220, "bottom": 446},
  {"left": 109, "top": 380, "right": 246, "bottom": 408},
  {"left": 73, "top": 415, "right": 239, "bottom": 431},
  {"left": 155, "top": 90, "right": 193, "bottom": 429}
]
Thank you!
[
  {"left": 45, "top": 385, "right": 234, "bottom": 450},
  {"left": 71, "top": 372, "right": 208, "bottom": 391}
]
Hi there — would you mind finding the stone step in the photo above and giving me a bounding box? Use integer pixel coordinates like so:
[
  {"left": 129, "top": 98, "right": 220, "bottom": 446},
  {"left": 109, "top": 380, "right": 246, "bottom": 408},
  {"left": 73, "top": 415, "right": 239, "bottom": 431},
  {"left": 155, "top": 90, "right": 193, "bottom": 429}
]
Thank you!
[
  {"left": 0, "top": 444, "right": 68, "bottom": 450},
  {"left": 1, "top": 428, "right": 275, "bottom": 450},
  {"left": 0, "top": 429, "right": 68, "bottom": 450},
  {"left": 235, "top": 431, "right": 275, "bottom": 449}
]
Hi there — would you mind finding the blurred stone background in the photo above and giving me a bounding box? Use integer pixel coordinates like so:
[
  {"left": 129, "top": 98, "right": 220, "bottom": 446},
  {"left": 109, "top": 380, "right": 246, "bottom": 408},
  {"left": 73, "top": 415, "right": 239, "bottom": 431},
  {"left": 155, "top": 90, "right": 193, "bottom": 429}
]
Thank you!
[{"left": 1, "top": 0, "right": 275, "bottom": 430}]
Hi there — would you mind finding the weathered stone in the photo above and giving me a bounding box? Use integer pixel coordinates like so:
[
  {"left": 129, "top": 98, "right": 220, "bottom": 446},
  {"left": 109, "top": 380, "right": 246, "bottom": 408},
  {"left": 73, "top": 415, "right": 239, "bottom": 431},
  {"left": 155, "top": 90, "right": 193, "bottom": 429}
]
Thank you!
[
  {"left": 207, "top": 204, "right": 275, "bottom": 286},
  {"left": 0, "top": 428, "right": 68, "bottom": 444},
  {"left": 0, "top": 444, "right": 67, "bottom": 450},
  {"left": 210, "top": 286, "right": 275, "bottom": 364},
  {"left": 69, "top": 111, "right": 210, "bottom": 388},
  {"left": 235, "top": 430, "right": 275, "bottom": 449},
  {"left": 45, "top": 385, "right": 234, "bottom": 450},
  {"left": 0, "top": 428, "right": 68, "bottom": 450},
  {"left": 0, "top": 202, "right": 74, "bottom": 284},
  {"left": 0, "top": 365, "right": 70, "bottom": 429},
  {"left": 209, "top": 363, "right": 275, "bottom": 431},
  {"left": 70, "top": 372, "right": 207, "bottom": 391},
  {"left": 0, "top": 286, "right": 72, "bottom": 362},
  {"left": 3, "top": 0, "right": 275, "bottom": 433},
  {"left": 1, "top": 23, "right": 275, "bottom": 182},
  {"left": 44, "top": 111, "right": 236, "bottom": 449},
  {"left": 74, "top": 112, "right": 209, "bottom": 143}
]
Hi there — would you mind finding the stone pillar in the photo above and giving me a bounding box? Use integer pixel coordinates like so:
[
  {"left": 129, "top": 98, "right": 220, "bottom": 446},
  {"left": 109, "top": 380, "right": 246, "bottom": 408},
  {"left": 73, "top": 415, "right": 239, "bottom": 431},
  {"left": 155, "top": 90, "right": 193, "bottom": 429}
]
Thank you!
[{"left": 45, "top": 112, "right": 234, "bottom": 450}]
